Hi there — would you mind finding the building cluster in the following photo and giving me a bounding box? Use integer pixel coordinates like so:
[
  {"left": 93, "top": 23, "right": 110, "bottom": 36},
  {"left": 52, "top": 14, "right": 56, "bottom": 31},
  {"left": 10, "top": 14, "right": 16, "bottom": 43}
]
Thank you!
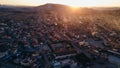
[{"left": 0, "top": 11, "right": 120, "bottom": 68}]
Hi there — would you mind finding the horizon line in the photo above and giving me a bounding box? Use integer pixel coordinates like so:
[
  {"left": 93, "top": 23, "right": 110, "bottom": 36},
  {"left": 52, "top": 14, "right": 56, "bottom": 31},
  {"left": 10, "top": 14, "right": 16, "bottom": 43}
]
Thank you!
[{"left": 1, "top": 3, "right": 120, "bottom": 8}]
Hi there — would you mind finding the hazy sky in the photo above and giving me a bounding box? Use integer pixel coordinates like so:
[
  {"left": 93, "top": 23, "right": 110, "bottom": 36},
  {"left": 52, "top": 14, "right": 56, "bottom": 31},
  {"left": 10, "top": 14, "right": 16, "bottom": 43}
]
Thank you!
[{"left": 0, "top": 0, "right": 120, "bottom": 7}]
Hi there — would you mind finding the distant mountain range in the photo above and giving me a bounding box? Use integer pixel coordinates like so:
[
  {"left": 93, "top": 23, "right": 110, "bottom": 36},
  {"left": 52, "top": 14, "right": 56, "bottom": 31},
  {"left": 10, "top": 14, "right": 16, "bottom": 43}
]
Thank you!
[
  {"left": 0, "top": 3, "right": 120, "bottom": 13},
  {"left": 0, "top": 5, "right": 35, "bottom": 12}
]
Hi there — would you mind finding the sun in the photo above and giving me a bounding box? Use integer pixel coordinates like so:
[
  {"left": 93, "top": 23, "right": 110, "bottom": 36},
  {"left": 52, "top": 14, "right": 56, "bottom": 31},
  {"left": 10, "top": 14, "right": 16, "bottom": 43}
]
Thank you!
[{"left": 70, "top": 6, "right": 79, "bottom": 10}]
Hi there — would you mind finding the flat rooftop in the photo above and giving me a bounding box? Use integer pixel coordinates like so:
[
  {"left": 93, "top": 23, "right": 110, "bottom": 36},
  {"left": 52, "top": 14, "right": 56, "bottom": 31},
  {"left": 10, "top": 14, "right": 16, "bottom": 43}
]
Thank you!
[{"left": 49, "top": 42, "right": 77, "bottom": 57}]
